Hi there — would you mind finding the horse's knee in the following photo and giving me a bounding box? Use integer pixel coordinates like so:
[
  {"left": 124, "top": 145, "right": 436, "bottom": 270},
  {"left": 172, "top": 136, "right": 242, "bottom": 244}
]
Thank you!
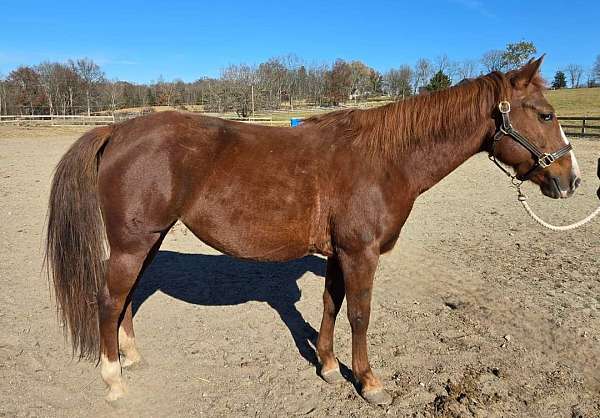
[{"left": 348, "top": 310, "right": 369, "bottom": 332}]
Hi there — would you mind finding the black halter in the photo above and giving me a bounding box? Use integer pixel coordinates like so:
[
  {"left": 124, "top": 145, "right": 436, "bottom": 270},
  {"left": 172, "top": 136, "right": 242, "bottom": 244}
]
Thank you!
[{"left": 489, "top": 101, "right": 573, "bottom": 181}]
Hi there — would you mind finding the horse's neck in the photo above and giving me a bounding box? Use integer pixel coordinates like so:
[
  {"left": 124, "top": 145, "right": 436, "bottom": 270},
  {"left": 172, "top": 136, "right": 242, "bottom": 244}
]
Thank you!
[{"left": 397, "top": 119, "right": 491, "bottom": 195}]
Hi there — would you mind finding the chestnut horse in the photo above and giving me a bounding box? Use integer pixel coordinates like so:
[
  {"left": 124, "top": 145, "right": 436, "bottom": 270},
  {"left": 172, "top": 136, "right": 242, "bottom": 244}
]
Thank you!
[{"left": 45, "top": 57, "right": 580, "bottom": 405}]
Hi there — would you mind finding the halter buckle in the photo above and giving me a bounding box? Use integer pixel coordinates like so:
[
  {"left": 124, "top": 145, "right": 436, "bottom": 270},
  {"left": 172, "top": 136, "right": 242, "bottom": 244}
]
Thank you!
[
  {"left": 538, "top": 153, "right": 556, "bottom": 168},
  {"left": 498, "top": 101, "right": 511, "bottom": 114}
]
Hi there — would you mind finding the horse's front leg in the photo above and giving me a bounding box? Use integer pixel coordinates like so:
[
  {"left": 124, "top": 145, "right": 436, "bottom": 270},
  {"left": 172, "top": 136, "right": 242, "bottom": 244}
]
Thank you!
[
  {"left": 338, "top": 245, "right": 392, "bottom": 405},
  {"left": 317, "top": 256, "right": 345, "bottom": 384}
]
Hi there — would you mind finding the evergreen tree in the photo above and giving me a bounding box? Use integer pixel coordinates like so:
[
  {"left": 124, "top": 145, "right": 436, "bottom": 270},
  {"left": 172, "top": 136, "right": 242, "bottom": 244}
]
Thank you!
[
  {"left": 551, "top": 71, "right": 567, "bottom": 89},
  {"left": 425, "top": 70, "right": 451, "bottom": 92}
]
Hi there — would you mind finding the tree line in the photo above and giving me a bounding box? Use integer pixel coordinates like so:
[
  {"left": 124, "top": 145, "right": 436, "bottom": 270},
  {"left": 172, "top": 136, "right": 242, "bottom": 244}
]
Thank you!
[
  {"left": 551, "top": 60, "right": 599, "bottom": 89},
  {"left": 1, "top": 42, "right": 598, "bottom": 117}
]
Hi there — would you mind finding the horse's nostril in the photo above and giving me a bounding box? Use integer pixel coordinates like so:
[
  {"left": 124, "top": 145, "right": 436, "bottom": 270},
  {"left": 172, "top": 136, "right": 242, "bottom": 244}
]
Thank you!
[{"left": 572, "top": 177, "right": 582, "bottom": 190}]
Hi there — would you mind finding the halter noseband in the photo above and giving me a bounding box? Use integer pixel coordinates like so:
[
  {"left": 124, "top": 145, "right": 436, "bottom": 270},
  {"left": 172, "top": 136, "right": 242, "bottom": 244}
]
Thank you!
[{"left": 489, "top": 100, "right": 573, "bottom": 181}]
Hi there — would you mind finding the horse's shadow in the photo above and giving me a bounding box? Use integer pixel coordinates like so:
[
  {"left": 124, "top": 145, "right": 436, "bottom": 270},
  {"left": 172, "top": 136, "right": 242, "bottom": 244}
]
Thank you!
[{"left": 132, "top": 251, "right": 328, "bottom": 367}]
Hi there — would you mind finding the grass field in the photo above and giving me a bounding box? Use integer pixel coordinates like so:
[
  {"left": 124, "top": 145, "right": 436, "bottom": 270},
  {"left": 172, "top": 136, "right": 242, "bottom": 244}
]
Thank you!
[{"left": 545, "top": 87, "right": 600, "bottom": 117}]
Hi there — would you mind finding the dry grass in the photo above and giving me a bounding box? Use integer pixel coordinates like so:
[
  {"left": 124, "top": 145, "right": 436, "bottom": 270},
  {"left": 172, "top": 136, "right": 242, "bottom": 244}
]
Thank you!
[{"left": 545, "top": 87, "right": 600, "bottom": 116}]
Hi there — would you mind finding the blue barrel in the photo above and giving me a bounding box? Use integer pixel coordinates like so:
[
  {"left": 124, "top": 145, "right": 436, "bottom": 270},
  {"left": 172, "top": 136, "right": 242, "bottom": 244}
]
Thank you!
[{"left": 290, "top": 118, "right": 302, "bottom": 127}]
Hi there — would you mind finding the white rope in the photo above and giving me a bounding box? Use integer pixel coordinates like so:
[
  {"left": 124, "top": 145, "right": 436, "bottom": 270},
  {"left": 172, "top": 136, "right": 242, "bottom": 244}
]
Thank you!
[{"left": 517, "top": 192, "right": 600, "bottom": 231}]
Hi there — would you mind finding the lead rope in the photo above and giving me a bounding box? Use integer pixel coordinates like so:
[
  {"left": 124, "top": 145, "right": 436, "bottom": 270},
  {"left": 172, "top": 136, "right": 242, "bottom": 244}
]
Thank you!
[{"left": 515, "top": 184, "right": 600, "bottom": 231}]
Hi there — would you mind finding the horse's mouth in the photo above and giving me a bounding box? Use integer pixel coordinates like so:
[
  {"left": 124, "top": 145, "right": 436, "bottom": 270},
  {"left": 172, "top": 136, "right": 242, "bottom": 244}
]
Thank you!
[{"left": 541, "top": 177, "right": 576, "bottom": 199}]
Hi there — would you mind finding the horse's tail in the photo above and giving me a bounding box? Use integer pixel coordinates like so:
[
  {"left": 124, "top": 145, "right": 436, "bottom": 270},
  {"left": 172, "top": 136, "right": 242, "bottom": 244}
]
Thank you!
[{"left": 45, "top": 125, "right": 112, "bottom": 360}]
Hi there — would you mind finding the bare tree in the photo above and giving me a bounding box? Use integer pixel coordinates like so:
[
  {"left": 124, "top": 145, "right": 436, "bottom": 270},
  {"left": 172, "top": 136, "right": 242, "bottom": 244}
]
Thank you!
[
  {"left": 435, "top": 54, "right": 451, "bottom": 74},
  {"left": 154, "top": 75, "right": 181, "bottom": 106},
  {"left": 348, "top": 61, "right": 373, "bottom": 102},
  {"left": 36, "top": 62, "right": 62, "bottom": 115},
  {"left": 61, "top": 65, "right": 80, "bottom": 115},
  {"left": 282, "top": 54, "right": 302, "bottom": 110},
  {"left": 70, "top": 58, "right": 104, "bottom": 115},
  {"left": 306, "top": 63, "right": 328, "bottom": 106},
  {"left": 0, "top": 73, "right": 6, "bottom": 115},
  {"left": 564, "top": 64, "right": 584, "bottom": 88},
  {"left": 456, "top": 59, "right": 478, "bottom": 81},
  {"left": 383, "top": 66, "right": 413, "bottom": 99},
  {"left": 593, "top": 55, "right": 600, "bottom": 84},
  {"left": 257, "top": 58, "right": 287, "bottom": 109},
  {"left": 481, "top": 50, "right": 505, "bottom": 72},
  {"left": 103, "top": 79, "right": 124, "bottom": 111},
  {"left": 413, "top": 58, "right": 432, "bottom": 93},
  {"left": 585, "top": 67, "right": 597, "bottom": 87},
  {"left": 220, "top": 64, "right": 256, "bottom": 116}
]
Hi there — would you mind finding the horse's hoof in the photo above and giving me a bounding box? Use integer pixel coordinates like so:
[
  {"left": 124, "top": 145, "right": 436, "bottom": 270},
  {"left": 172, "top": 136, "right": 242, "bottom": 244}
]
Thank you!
[
  {"left": 121, "top": 355, "right": 146, "bottom": 369},
  {"left": 321, "top": 367, "right": 345, "bottom": 384},
  {"left": 362, "top": 388, "right": 392, "bottom": 405},
  {"left": 105, "top": 383, "right": 126, "bottom": 403}
]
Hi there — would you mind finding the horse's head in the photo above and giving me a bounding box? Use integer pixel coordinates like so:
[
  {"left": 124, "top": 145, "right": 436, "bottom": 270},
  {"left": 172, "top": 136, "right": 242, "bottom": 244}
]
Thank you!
[{"left": 490, "top": 56, "right": 581, "bottom": 199}]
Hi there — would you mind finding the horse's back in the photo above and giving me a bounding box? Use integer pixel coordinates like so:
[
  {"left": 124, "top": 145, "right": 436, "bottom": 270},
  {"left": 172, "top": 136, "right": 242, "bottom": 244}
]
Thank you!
[{"left": 97, "top": 111, "right": 335, "bottom": 260}]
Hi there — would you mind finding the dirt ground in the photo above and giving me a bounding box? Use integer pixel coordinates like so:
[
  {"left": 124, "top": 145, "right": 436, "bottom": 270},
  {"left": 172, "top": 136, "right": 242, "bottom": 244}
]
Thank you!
[{"left": 0, "top": 126, "right": 599, "bottom": 417}]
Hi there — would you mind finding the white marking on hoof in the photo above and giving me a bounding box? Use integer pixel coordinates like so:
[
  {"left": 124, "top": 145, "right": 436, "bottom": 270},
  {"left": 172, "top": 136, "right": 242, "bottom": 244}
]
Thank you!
[
  {"left": 101, "top": 353, "right": 126, "bottom": 400},
  {"left": 118, "top": 327, "right": 142, "bottom": 367},
  {"left": 105, "top": 381, "right": 126, "bottom": 402}
]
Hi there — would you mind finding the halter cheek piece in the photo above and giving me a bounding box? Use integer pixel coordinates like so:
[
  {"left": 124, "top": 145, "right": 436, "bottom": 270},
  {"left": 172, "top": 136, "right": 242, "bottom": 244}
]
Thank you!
[{"left": 489, "top": 100, "right": 573, "bottom": 182}]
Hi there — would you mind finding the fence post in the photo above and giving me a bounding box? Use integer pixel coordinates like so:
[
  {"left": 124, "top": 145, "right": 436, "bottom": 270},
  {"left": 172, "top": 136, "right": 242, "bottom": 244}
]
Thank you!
[{"left": 581, "top": 117, "right": 586, "bottom": 137}]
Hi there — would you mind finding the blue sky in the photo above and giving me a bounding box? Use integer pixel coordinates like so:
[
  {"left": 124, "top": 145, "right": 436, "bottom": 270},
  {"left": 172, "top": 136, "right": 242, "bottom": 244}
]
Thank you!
[{"left": 1, "top": 0, "right": 598, "bottom": 83}]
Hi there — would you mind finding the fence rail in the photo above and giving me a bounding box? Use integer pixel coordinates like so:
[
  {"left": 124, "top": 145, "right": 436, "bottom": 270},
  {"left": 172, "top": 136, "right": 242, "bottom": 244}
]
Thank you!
[
  {"left": 0, "top": 113, "right": 288, "bottom": 127},
  {"left": 558, "top": 116, "right": 600, "bottom": 138},
  {"left": 1, "top": 113, "right": 599, "bottom": 135},
  {"left": 0, "top": 114, "right": 116, "bottom": 126}
]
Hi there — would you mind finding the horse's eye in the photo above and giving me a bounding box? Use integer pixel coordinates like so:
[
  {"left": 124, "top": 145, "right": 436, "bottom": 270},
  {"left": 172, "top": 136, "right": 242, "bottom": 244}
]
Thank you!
[{"left": 540, "top": 113, "right": 554, "bottom": 122}]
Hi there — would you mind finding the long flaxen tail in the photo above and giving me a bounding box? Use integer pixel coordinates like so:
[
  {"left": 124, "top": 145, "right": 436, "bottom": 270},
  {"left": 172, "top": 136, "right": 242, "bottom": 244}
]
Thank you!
[{"left": 45, "top": 125, "right": 112, "bottom": 360}]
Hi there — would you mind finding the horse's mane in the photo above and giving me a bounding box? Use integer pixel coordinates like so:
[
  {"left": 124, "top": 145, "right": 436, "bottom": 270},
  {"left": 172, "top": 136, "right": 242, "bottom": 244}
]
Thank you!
[{"left": 303, "top": 71, "right": 544, "bottom": 159}]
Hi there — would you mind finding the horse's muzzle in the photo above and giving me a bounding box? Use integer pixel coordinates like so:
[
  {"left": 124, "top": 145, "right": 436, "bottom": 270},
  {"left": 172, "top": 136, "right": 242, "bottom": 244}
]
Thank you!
[{"left": 542, "top": 174, "right": 580, "bottom": 199}]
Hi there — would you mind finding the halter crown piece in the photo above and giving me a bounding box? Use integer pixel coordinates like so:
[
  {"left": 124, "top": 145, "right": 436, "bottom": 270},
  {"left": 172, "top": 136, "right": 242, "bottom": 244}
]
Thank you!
[{"left": 489, "top": 100, "right": 573, "bottom": 181}]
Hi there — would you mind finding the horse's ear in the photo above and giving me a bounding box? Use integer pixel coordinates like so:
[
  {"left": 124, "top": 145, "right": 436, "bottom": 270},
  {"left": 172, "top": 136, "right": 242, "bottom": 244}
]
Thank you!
[{"left": 511, "top": 54, "right": 545, "bottom": 89}]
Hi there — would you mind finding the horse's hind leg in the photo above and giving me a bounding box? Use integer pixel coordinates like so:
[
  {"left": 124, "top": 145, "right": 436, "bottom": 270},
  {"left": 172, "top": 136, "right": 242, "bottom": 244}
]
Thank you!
[
  {"left": 118, "top": 232, "right": 168, "bottom": 368},
  {"left": 118, "top": 304, "right": 142, "bottom": 368},
  {"left": 98, "top": 231, "right": 163, "bottom": 401},
  {"left": 317, "top": 256, "right": 346, "bottom": 384}
]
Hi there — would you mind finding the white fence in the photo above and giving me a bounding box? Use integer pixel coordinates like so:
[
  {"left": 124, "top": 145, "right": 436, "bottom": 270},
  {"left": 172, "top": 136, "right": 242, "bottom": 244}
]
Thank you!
[
  {"left": 0, "top": 114, "right": 116, "bottom": 126},
  {"left": 0, "top": 113, "right": 287, "bottom": 126}
]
